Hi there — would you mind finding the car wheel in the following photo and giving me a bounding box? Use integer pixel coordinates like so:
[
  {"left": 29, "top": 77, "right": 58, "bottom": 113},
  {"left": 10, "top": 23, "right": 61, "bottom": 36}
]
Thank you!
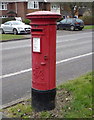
[
  {"left": 1, "top": 29, "right": 5, "bottom": 34},
  {"left": 13, "top": 29, "right": 18, "bottom": 35},
  {"left": 70, "top": 26, "right": 75, "bottom": 31}
]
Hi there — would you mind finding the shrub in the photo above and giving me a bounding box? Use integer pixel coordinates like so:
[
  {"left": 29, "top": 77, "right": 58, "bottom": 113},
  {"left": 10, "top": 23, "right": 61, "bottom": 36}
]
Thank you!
[
  {"left": 1, "top": 17, "right": 15, "bottom": 24},
  {"left": 0, "top": 18, "right": 31, "bottom": 25},
  {"left": 80, "top": 16, "right": 94, "bottom": 25},
  {"left": 22, "top": 19, "right": 31, "bottom": 25}
]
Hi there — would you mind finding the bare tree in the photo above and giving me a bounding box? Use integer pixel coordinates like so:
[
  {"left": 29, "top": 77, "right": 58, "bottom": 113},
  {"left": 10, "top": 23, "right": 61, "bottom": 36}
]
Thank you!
[{"left": 60, "top": 2, "right": 92, "bottom": 18}]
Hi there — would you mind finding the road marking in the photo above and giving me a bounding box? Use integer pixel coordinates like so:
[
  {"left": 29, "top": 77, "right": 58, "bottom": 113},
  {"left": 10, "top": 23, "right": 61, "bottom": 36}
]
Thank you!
[
  {"left": 56, "top": 52, "right": 92, "bottom": 64},
  {"left": 0, "top": 52, "right": 92, "bottom": 79},
  {"left": 0, "top": 68, "right": 32, "bottom": 79}
]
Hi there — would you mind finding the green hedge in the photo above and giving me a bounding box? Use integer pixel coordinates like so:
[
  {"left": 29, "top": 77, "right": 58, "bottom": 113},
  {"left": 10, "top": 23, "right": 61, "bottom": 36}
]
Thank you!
[
  {"left": 1, "top": 16, "right": 93, "bottom": 25},
  {"left": 0, "top": 18, "right": 31, "bottom": 25},
  {"left": 80, "top": 16, "right": 94, "bottom": 25},
  {"left": 1, "top": 17, "right": 15, "bottom": 24},
  {"left": 22, "top": 19, "right": 31, "bottom": 25}
]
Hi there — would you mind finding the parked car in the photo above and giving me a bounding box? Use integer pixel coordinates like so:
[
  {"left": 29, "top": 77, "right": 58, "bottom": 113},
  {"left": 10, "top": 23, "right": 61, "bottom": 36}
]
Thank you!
[
  {"left": 57, "top": 18, "right": 84, "bottom": 31},
  {"left": 1, "top": 21, "right": 31, "bottom": 34}
]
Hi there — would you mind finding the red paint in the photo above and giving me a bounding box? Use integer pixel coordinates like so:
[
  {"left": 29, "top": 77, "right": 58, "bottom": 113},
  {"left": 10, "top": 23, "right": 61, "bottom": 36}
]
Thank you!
[{"left": 26, "top": 11, "right": 61, "bottom": 90}]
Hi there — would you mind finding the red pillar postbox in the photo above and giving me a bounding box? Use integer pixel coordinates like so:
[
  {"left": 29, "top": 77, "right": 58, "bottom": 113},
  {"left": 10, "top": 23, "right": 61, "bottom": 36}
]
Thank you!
[{"left": 26, "top": 11, "right": 61, "bottom": 111}]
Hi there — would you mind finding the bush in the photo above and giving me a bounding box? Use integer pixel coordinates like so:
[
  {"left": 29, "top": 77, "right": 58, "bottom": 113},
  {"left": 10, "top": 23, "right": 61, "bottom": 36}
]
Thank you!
[
  {"left": 0, "top": 18, "right": 31, "bottom": 25},
  {"left": 80, "top": 16, "right": 94, "bottom": 25},
  {"left": 22, "top": 19, "right": 31, "bottom": 25},
  {"left": 1, "top": 17, "right": 15, "bottom": 24}
]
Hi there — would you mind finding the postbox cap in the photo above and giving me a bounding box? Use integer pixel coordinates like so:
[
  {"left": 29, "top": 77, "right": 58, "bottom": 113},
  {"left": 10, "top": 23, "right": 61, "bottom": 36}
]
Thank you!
[{"left": 26, "top": 11, "right": 61, "bottom": 19}]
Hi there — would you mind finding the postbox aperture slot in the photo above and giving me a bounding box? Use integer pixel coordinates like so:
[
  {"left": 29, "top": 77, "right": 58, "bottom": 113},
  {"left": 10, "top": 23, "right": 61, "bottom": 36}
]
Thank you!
[{"left": 31, "top": 29, "right": 43, "bottom": 32}]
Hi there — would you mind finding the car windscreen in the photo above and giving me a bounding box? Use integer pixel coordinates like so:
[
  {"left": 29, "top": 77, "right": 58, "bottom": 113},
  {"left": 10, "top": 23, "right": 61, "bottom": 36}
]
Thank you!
[
  {"left": 11, "top": 21, "right": 24, "bottom": 25},
  {"left": 76, "top": 19, "right": 83, "bottom": 22},
  {"left": 4, "top": 22, "right": 10, "bottom": 25},
  {"left": 60, "top": 19, "right": 67, "bottom": 23},
  {"left": 66, "top": 19, "right": 73, "bottom": 23}
]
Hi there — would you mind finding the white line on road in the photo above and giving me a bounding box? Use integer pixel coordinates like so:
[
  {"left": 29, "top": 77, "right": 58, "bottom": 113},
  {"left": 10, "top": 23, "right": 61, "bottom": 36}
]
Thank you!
[
  {"left": 0, "top": 68, "right": 32, "bottom": 79},
  {"left": 56, "top": 52, "right": 92, "bottom": 64},
  {"left": 0, "top": 52, "right": 92, "bottom": 79}
]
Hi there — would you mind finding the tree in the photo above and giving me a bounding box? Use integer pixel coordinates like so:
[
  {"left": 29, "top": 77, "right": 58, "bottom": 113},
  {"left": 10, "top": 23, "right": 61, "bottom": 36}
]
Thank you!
[{"left": 60, "top": 2, "right": 92, "bottom": 18}]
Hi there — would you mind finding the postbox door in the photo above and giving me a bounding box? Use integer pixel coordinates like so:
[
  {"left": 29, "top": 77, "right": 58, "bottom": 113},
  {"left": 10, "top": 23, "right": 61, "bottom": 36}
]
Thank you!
[{"left": 32, "top": 34, "right": 50, "bottom": 91}]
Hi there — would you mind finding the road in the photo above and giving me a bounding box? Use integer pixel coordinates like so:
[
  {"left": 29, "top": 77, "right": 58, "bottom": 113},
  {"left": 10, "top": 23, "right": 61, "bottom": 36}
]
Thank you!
[{"left": 1, "top": 30, "right": 93, "bottom": 106}]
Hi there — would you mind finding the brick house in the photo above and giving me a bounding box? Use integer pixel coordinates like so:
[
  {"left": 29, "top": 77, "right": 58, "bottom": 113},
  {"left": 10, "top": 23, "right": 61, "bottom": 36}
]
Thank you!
[
  {"left": 0, "top": 0, "right": 92, "bottom": 20},
  {"left": 0, "top": 0, "right": 39, "bottom": 19},
  {"left": 0, "top": 0, "right": 62, "bottom": 20}
]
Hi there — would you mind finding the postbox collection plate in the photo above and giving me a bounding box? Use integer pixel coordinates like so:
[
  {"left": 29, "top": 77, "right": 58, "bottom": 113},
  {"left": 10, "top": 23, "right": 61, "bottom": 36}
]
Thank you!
[{"left": 33, "top": 37, "right": 41, "bottom": 53}]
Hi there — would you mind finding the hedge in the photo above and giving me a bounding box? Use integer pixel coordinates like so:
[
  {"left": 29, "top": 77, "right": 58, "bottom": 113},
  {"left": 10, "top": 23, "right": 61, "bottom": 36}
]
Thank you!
[
  {"left": 1, "top": 16, "right": 94, "bottom": 25},
  {"left": 1, "top": 17, "right": 15, "bottom": 24},
  {"left": 80, "top": 16, "right": 94, "bottom": 25},
  {"left": 22, "top": 19, "right": 31, "bottom": 25}
]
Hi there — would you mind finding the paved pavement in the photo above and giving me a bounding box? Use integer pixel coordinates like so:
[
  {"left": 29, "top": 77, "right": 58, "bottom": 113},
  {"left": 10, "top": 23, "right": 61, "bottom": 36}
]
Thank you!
[{"left": 1, "top": 29, "right": 93, "bottom": 108}]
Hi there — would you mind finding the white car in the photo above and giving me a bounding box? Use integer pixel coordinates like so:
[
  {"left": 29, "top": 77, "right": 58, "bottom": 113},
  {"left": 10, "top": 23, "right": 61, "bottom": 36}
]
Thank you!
[{"left": 1, "top": 21, "right": 31, "bottom": 34}]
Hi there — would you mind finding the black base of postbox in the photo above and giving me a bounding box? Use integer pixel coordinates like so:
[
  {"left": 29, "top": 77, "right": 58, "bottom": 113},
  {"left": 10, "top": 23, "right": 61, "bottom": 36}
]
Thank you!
[{"left": 31, "top": 88, "right": 56, "bottom": 112}]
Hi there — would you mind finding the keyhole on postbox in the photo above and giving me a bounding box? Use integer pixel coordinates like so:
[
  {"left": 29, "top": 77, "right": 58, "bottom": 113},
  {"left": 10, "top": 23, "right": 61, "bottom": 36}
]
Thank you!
[
  {"left": 40, "top": 55, "right": 48, "bottom": 66},
  {"left": 44, "top": 55, "right": 48, "bottom": 60}
]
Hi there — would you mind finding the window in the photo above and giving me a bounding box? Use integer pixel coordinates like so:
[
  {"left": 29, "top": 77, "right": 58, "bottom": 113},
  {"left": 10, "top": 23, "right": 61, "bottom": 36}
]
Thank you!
[
  {"left": 0, "top": 15, "right": 7, "bottom": 18},
  {"left": 51, "top": 3, "right": 60, "bottom": 14},
  {"left": 76, "top": 19, "right": 83, "bottom": 22},
  {"left": 0, "top": 2, "right": 7, "bottom": 10},
  {"left": 28, "top": 1, "right": 39, "bottom": 9},
  {"left": 51, "top": 3, "right": 60, "bottom": 10},
  {"left": 61, "top": 19, "right": 67, "bottom": 24},
  {"left": 4, "top": 22, "right": 10, "bottom": 25},
  {"left": 66, "top": 19, "right": 72, "bottom": 23}
]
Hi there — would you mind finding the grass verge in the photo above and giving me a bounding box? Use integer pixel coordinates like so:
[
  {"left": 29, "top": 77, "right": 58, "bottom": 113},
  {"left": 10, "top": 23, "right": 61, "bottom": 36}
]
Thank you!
[
  {"left": 2, "top": 72, "right": 92, "bottom": 118},
  {"left": 0, "top": 34, "right": 25, "bottom": 41},
  {"left": 58, "top": 72, "right": 92, "bottom": 118},
  {"left": 84, "top": 25, "right": 94, "bottom": 29}
]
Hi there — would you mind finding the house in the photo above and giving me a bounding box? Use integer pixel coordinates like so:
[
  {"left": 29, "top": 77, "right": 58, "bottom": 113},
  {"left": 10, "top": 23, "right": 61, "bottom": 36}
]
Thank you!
[
  {"left": 0, "top": 0, "right": 61, "bottom": 20},
  {"left": 0, "top": 0, "right": 44, "bottom": 19},
  {"left": 0, "top": 0, "right": 27, "bottom": 19},
  {"left": 0, "top": 0, "right": 92, "bottom": 20}
]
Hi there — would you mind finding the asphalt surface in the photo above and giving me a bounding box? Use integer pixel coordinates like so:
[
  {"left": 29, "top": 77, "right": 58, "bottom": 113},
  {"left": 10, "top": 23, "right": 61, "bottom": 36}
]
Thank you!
[{"left": 1, "top": 29, "right": 93, "bottom": 106}]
